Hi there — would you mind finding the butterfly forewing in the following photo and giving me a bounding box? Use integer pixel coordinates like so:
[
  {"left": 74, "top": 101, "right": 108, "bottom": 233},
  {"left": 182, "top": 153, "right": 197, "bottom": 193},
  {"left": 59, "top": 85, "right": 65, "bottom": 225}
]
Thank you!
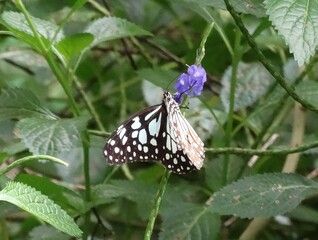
[
  {"left": 104, "top": 104, "right": 165, "bottom": 164},
  {"left": 104, "top": 91, "right": 204, "bottom": 174}
]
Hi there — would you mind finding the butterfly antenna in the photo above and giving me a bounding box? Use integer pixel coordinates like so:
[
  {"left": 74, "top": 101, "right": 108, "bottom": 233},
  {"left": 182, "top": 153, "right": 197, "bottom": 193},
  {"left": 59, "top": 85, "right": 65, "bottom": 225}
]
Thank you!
[
  {"left": 165, "top": 74, "right": 179, "bottom": 91},
  {"left": 176, "top": 80, "right": 197, "bottom": 100}
]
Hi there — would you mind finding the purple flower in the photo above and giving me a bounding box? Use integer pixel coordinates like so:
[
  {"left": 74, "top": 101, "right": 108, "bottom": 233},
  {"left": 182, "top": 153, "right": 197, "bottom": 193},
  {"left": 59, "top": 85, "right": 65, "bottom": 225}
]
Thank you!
[{"left": 174, "top": 65, "right": 207, "bottom": 103}]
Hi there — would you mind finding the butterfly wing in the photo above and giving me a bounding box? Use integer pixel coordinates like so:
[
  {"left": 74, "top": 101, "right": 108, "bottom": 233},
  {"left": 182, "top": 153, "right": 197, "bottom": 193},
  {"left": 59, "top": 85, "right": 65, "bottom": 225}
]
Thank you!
[
  {"left": 164, "top": 92, "right": 205, "bottom": 170},
  {"left": 159, "top": 107, "right": 197, "bottom": 173},
  {"left": 104, "top": 91, "right": 204, "bottom": 174},
  {"left": 104, "top": 103, "right": 167, "bottom": 164}
]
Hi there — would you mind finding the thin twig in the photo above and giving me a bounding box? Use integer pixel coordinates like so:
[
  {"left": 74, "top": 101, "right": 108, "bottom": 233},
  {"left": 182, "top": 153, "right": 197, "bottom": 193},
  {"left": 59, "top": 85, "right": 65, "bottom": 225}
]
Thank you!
[
  {"left": 144, "top": 169, "right": 171, "bottom": 240},
  {"left": 205, "top": 139, "right": 318, "bottom": 156}
]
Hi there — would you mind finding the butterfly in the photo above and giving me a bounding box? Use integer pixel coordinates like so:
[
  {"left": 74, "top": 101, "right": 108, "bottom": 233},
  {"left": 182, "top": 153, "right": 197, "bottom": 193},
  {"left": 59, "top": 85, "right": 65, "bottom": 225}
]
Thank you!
[{"left": 103, "top": 91, "right": 205, "bottom": 174}]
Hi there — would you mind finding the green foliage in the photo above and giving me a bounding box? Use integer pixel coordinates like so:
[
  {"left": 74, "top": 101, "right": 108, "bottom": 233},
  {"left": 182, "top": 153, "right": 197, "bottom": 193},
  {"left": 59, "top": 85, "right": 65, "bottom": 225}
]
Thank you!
[
  {"left": 296, "top": 81, "right": 318, "bottom": 108},
  {"left": 84, "top": 16, "right": 152, "bottom": 47},
  {"left": 1, "top": 11, "right": 64, "bottom": 42},
  {"left": 221, "top": 62, "right": 274, "bottom": 112},
  {"left": 210, "top": 173, "right": 318, "bottom": 218},
  {"left": 0, "top": 181, "right": 82, "bottom": 237},
  {"left": 265, "top": 0, "right": 318, "bottom": 65},
  {"left": 160, "top": 203, "right": 221, "bottom": 240},
  {"left": 29, "top": 225, "right": 69, "bottom": 240},
  {"left": 1, "top": 11, "right": 63, "bottom": 51},
  {"left": 17, "top": 117, "right": 89, "bottom": 155},
  {"left": 55, "top": 33, "right": 94, "bottom": 62},
  {"left": 138, "top": 68, "right": 179, "bottom": 90},
  {"left": 0, "top": 88, "right": 56, "bottom": 120},
  {"left": 91, "top": 180, "right": 193, "bottom": 219},
  {"left": 0, "top": 0, "right": 318, "bottom": 239}
]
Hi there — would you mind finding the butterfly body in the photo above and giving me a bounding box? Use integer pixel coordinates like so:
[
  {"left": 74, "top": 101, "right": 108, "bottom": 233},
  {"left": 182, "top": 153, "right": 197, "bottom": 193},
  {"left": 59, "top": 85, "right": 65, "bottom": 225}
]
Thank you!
[{"left": 104, "top": 91, "right": 205, "bottom": 174}]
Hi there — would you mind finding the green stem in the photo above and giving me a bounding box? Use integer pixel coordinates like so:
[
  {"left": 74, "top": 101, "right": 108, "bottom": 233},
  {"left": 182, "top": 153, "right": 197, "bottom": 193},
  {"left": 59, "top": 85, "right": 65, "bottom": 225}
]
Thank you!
[
  {"left": 45, "top": 53, "right": 81, "bottom": 116},
  {"left": 0, "top": 155, "right": 67, "bottom": 176},
  {"left": 14, "top": 0, "right": 81, "bottom": 117},
  {"left": 223, "top": 30, "right": 241, "bottom": 185},
  {"left": 14, "top": 0, "right": 48, "bottom": 52},
  {"left": 195, "top": 23, "right": 214, "bottom": 65},
  {"left": 74, "top": 77, "right": 106, "bottom": 131},
  {"left": 14, "top": 2, "right": 91, "bottom": 238},
  {"left": 82, "top": 131, "right": 91, "bottom": 240},
  {"left": 205, "top": 140, "right": 318, "bottom": 155},
  {"left": 88, "top": 0, "right": 111, "bottom": 16},
  {"left": 200, "top": 7, "right": 234, "bottom": 56},
  {"left": 144, "top": 169, "right": 171, "bottom": 240},
  {"left": 251, "top": 56, "right": 318, "bottom": 148}
]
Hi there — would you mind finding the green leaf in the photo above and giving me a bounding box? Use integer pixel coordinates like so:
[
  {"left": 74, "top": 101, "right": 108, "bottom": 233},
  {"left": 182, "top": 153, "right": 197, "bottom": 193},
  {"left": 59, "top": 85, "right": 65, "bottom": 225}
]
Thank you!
[
  {"left": 0, "top": 152, "right": 8, "bottom": 165},
  {"left": 55, "top": 33, "right": 94, "bottom": 62},
  {"left": 159, "top": 203, "right": 221, "bottom": 240},
  {"left": 174, "top": 0, "right": 266, "bottom": 18},
  {"left": 210, "top": 173, "right": 318, "bottom": 218},
  {"left": 92, "top": 180, "right": 158, "bottom": 219},
  {"left": 84, "top": 17, "right": 152, "bottom": 47},
  {"left": 186, "top": 99, "right": 227, "bottom": 141},
  {"left": 138, "top": 67, "right": 179, "bottom": 90},
  {"left": 29, "top": 225, "right": 69, "bottom": 240},
  {"left": 0, "top": 181, "right": 82, "bottom": 237},
  {"left": 265, "top": 0, "right": 318, "bottom": 65},
  {"left": 15, "top": 174, "right": 83, "bottom": 216},
  {"left": 289, "top": 205, "right": 318, "bottom": 224},
  {"left": 71, "top": 0, "right": 88, "bottom": 11},
  {"left": 205, "top": 157, "right": 249, "bottom": 192},
  {"left": 295, "top": 81, "right": 318, "bottom": 108},
  {"left": 0, "top": 88, "right": 56, "bottom": 121},
  {"left": 17, "top": 117, "right": 89, "bottom": 155},
  {"left": 220, "top": 62, "right": 274, "bottom": 112},
  {"left": 92, "top": 180, "right": 192, "bottom": 219},
  {"left": 0, "top": 155, "right": 67, "bottom": 177},
  {"left": 1, "top": 11, "right": 64, "bottom": 43}
]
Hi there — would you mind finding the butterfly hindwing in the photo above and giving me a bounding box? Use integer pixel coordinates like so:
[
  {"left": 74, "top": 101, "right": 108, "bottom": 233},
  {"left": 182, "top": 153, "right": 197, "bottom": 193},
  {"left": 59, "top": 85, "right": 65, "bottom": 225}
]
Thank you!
[
  {"left": 170, "top": 108, "right": 205, "bottom": 169},
  {"left": 164, "top": 92, "right": 205, "bottom": 170},
  {"left": 159, "top": 107, "right": 197, "bottom": 173}
]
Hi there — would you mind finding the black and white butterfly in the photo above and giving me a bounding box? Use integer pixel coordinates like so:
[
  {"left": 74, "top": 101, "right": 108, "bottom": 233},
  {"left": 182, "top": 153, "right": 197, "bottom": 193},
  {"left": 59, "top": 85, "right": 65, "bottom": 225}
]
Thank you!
[{"left": 103, "top": 91, "right": 205, "bottom": 174}]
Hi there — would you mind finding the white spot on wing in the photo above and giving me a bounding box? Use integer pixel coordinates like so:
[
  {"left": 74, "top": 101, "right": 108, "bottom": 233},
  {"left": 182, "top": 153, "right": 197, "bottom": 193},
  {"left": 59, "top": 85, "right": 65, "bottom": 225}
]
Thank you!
[
  {"left": 138, "top": 129, "right": 147, "bottom": 144},
  {"left": 166, "top": 136, "right": 171, "bottom": 150},
  {"left": 148, "top": 119, "right": 158, "bottom": 136},
  {"left": 122, "top": 136, "right": 128, "bottom": 145},
  {"left": 131, "top": 117, "right": 141, "bottom": 129},
  {"left": 119, "top": 128, "right": 126, "bottom": 139},
  {"left": 150, "top": 138, "right": 157, "bottom": 146},
  {"left": 145, "top": 106, "right": 161, "bottom": 121},
  {"left": 143, "top": 146, "right": 149, "bottom": 153},
  {"left": 132, "top": 131, "right": 138, "bottom": 138},
  {"left": 171, "top": 141, "right": 177, "bottom": 153}
]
